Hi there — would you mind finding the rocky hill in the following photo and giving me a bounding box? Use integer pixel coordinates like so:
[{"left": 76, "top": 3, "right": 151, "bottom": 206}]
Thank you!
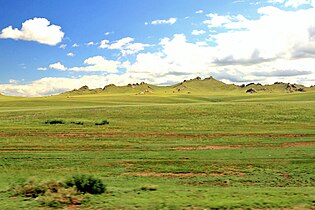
[{"left": 62, "top": 76, "right": 315, "bottom": 96}]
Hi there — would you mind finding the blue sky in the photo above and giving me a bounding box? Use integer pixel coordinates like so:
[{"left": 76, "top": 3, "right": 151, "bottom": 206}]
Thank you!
[{"left": 1, "top": 0, "right": 315, "bottom": 96}]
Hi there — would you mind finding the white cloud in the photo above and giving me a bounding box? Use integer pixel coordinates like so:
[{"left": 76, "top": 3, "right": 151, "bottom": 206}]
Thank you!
[
  {"left": 105, "top": 31, "right": 113, "bottom": 35},
  {"left": 0, "top": 76, "right": 112, "bottom": 97},
  {"left": 72, "top": 43, "right": 79, "bottom": 47},
  {"left": 49, "top": 62, "right": 67, "bottom": 71},
  {"left": 100, "top": 37, "right": 150, "bottom": 55},
  {"left": 192, "top": 30, "right": 206, "bottom": 35},
  {"left": 268, "top": 0, "right": 285, "bottom": 3},
  {"left": 126, "top": 34, "right": 214, "bottom": 78},
  {"left": 211, "top": 6, "right": 315, "bottom": 64},
  {"left": 85, "top": 41, "right": 96, "bottom": 46},
  {"left": 268, "top": 0, "right": 313, "bottom": 7},
  {"left": 285, "top": 0, "right": 311, "bottom": 7},
  {"left": 196, "top": 10, "right": 204, "bottom": 14},
  {"left": 67, "top": 52, "right": 75, "bottom": 57},
  {"left": 69, "top": 56, "right": 120, "bottom": 72},
  {"left": 3, "top": 3, "right": 315, "bottom": 96},
  {"left": 9, "top": 79, "right": 18, "bottom": 84},
  {"left": 59, "top": 44, "right": 67, "bottom": 49},
  {"left": 47, "top": 56, "right": 120, "bottom": 73},
  {"left": 203, "top": 13, "right": 232, "bottom": 28},
  {"left": 150, "top": 18, "right": 177, "bottom": 25},
  {"left": 203, "top": 13, "right": 248, "bottom": 29},
  {"left": 37, "top": 67, "right": 47, "bottom": 71},
  {"left": 0, "top": 18, "right": 64, "bottom": 46}
]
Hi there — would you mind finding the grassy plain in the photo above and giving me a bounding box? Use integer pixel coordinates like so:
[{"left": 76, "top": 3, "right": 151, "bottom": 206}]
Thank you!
[{"left": 0, "top": 90, "right": 314, "bottom": 209}]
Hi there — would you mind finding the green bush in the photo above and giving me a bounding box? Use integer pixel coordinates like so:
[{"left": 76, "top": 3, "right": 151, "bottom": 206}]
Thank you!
[
  {"left": 37, "top": 187, "right": 85, "bottom": 207},
  {"left": 70, "top": 121, "right": 84, "bottom": 125},
  {"left": 45, "top": 120, "right": 65, "bottom": 125},
  {"left": 65, "top": 175, "right": 106, "bottom": 194},
  {"left": 12, "top": 178, "right": 46, "bottom": 198},
  {"left": 95, "top": 120, "right": 109, "bottom": 125},
  {"left": 141, "top": 185, "right": 158, "bottom": 191},
  {"left": 11, "top": 177, "right": 90, "bottom": 207}
]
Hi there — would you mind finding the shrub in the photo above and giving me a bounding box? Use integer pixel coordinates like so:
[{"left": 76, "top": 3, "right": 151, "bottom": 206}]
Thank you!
[
  {"left": 37, "top": 187, "right": 86, "bottom": 207},
  {"left": 11, "top": 177, "right": 90, "bottom": 207},
  {"left": 141, "top": 185, "right": 158, "bottom": 191},
  {"left": 70, "top": 121, "right": 84, "bottom": 125},
  {"left": 95, "top": 120, "right": 109, "bottom": 126},
  {"left": 65, "top": 175, "right": 106, "bottom": 194},
  {"left": 45, "top": 120, "right": 65, "bottom": 125},
  {"left": 12, "top": 177, "right": 46, "bottom": 198}
]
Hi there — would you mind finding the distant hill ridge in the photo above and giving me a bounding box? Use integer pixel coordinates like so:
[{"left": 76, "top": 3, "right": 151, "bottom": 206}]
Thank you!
[{"left": 62, "top": 76, "right": 315, "bottom": 96}]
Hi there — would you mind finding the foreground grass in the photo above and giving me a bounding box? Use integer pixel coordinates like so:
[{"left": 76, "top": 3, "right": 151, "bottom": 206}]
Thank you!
[{"left": 0, "top": 92, "right": 314, "bottom": 209}]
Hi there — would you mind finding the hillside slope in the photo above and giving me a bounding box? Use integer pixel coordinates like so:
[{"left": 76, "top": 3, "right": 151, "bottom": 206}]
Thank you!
[{"left": 62, "top": 76, "right": 315, "bottom": 96}]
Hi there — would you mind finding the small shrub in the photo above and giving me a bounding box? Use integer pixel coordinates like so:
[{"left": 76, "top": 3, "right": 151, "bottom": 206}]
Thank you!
[
  {"left": 141, "top": 185, "right": 158, "bottom": 191},
  {"left": 65, "top": 175, "right": 106, "bottom": 194},
  {"left": 45, "top": 120, "right": 65, "bottom": 125},
  {"left": 11, "top": 178, "right": 88, "bottom": 207},
  {"left": 12, "top": 178, "right": 65, "bottom": 198},
  {"left": 95, "top": 120, "right": 109, "bottom": 126},
  {"left": 37, "top": 187, "right": 85, "bottom": 207},
  {"left": 12, "top": 177, "right": 46, "bottom": 198},
  {"left": 70, "top": 121, "right": 84, "bottom": 125}
]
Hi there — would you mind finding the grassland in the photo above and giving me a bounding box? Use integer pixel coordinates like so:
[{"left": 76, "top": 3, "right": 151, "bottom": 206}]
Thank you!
[{"left": 0, "top": 88, "right": 314, "bottom": 209}]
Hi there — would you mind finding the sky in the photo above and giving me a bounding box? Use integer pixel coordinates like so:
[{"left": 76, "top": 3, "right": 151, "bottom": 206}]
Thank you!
[{"left": 0, "top": 0, "right": 315, "bottom": 96}]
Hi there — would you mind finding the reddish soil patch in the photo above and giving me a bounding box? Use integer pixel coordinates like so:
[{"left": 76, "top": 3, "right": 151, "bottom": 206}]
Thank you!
[
  {"left": 176, "top": 145, "right": 240, "bottom": 151},
  {"left": 122, "top": 172, "right": 207, "bottom": 177},
  {"left": 280, "top": 141, "right": 315, "bottom": 147},
  {"left": 210, "top": 173, "right": 225, "bottom": 177}
]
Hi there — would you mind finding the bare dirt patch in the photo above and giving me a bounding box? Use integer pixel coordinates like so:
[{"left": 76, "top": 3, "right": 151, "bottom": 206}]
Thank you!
[{"left": 176, "top": 145, "right": 240, "bottom": 151}]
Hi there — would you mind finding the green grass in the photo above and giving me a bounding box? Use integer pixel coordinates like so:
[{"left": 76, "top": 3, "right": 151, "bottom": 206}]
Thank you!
[{"left": 0, "top": 91, "right": 314, "bottom": 209}]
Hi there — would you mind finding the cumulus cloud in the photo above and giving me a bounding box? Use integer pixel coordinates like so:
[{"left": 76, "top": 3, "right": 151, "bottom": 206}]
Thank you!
[
  {"left": 207, "top": 5, "right": 315, "bottom": 66},
  {"left": 126, "top": 34, "right": 215, "bottom": 79},
  {"left": 69, "top": 56, "right": 120, "bottom": 72},
  {"left": 3, "top": 3, "right": 315, "bottom": 96},
  {"left": 49, "top": 62, "right": 67, "bottom": 71},
  {"left": 67, "top": 52, "right": 75, "bottom": 57},
  {"left": 196, "top": 10, "right": 204, "bottom": 14},
  {"left": 37, "top": 67, "right": 47, "bottom": 71},
  {"left": 150, "top": 18, "right": 177, "bottom": 25},
  {"left": 0, "top": 18, "right": 64, "bottom": 46},
  {"left": 203, "top": 13, "right": 248, "bottom": 29},
  {"left": 100, "top": 37, "right": 150, "bottom": 55},
  {"left": 46, "top": 56, "right": 122, "bottom": 73},
  {"left": 0, "top": 76, "right": 110, "bottom": 97}
]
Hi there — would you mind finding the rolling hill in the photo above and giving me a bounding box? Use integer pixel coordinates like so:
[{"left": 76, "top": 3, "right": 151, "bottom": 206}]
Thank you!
[{"left": 62, "top": 76, "right": 315, "bottom": 96}]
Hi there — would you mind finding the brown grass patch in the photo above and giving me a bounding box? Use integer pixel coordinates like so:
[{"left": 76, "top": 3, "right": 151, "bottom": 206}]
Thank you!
[
  {"left": 176, "top": 145, "right": 240, "bottom": 151},
  {"left": 175, "top": 141, "right": 315, "bottom": 151},
  {"left": 122, "top": 172, "right": 207, "bottom": 177}
]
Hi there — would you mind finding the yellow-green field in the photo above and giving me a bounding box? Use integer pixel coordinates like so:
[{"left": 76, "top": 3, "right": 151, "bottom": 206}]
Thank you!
[{"left": 0, "top": 89, "right": 314, "bottom": 209}]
